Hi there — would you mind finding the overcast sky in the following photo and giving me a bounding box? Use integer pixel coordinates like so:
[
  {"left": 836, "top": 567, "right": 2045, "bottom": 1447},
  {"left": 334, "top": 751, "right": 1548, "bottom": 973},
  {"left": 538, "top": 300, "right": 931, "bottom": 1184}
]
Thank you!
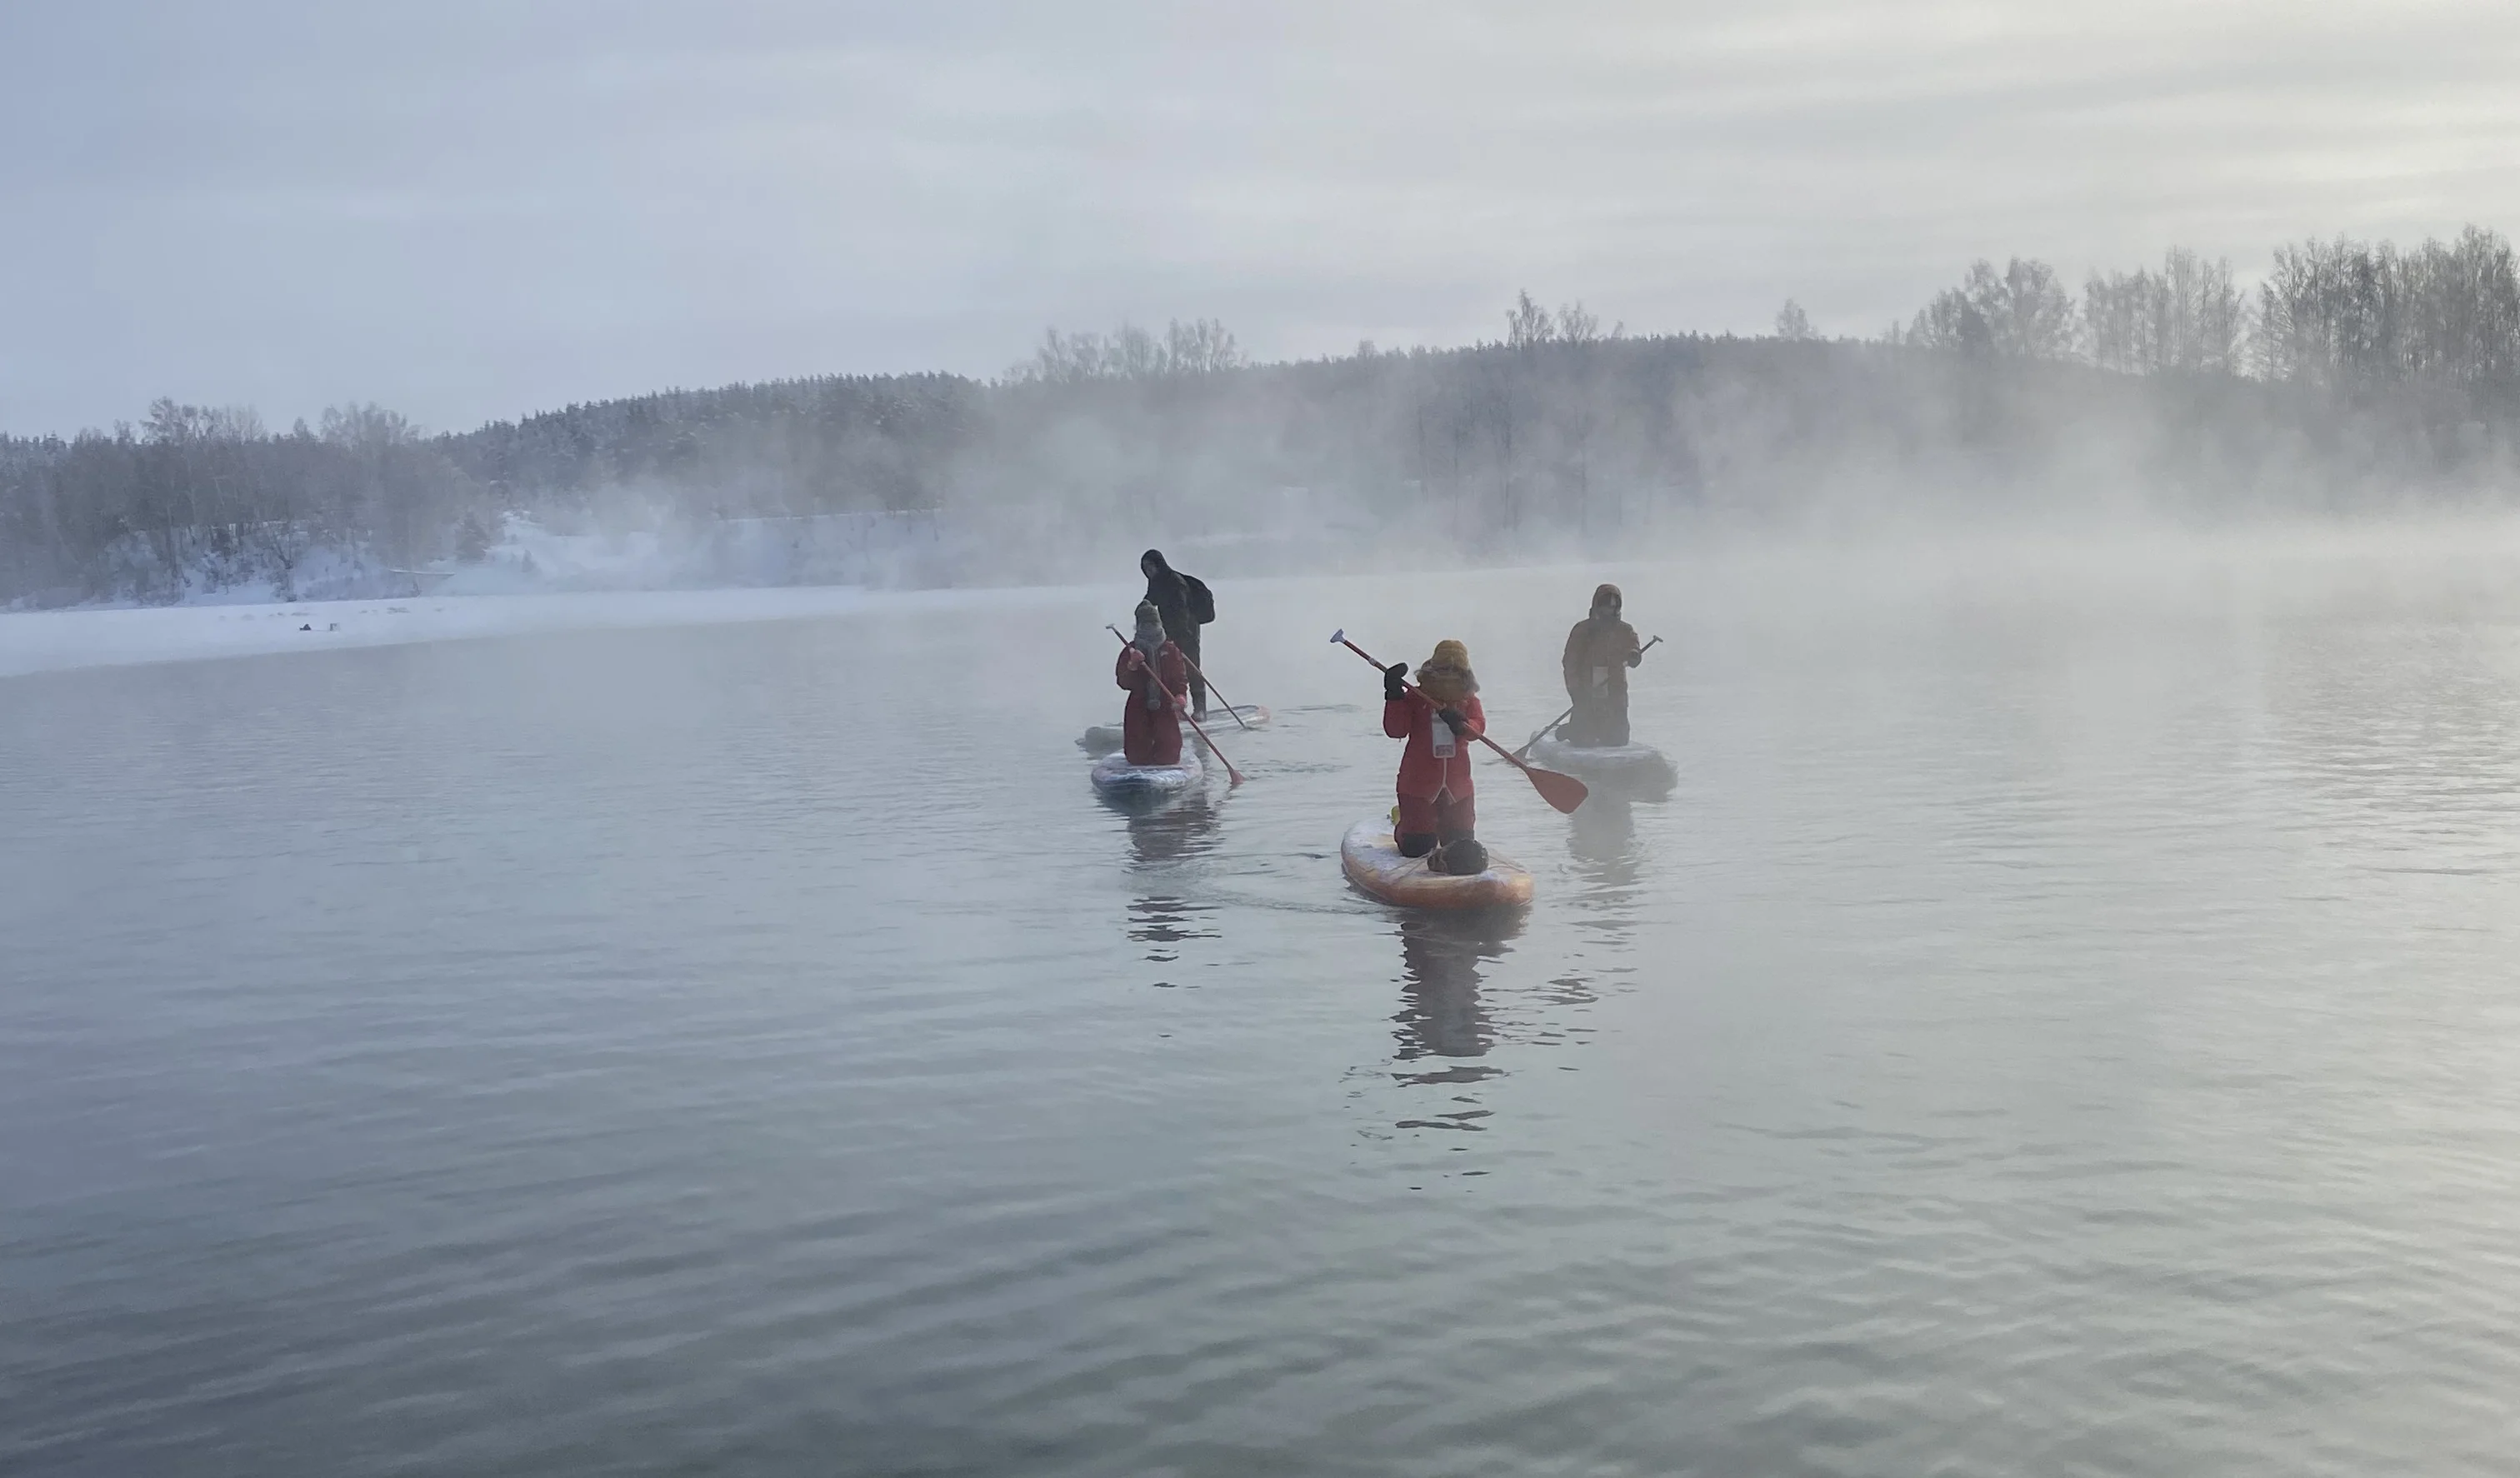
[{"left": 3, "top": 0, "right": 2517, "bottom": 435}]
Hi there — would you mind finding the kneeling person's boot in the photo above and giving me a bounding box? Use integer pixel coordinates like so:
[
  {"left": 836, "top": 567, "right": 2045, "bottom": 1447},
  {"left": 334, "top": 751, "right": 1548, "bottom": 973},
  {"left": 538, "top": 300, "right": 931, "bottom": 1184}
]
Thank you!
[
  {"left": 1435, "top": 837, "right": 1488, "bottom": 875},
  {"left": 1397, "top": 831, "right": 1439, "bottom": 859}
]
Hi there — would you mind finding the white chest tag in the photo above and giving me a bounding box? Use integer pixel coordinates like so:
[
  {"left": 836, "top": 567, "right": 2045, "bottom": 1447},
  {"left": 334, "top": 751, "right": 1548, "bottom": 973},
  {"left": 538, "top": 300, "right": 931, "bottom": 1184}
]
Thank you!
[
  {"left": 1430, "top": 717, "right": 1456, "bottom": 758},
  {"left": 1592, "top": 665, "right": 1611, "bottom": 691}
]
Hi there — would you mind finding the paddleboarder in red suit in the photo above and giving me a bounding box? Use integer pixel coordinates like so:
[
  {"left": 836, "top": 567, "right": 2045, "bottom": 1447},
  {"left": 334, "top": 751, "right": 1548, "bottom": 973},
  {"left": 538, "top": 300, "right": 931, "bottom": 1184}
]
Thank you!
[
  {"left": 1382, "top": 639, "right": 1490, "bottom": 876},
  {"left": 1117, "top": 602, "right": 1189, "bottom": 766}
]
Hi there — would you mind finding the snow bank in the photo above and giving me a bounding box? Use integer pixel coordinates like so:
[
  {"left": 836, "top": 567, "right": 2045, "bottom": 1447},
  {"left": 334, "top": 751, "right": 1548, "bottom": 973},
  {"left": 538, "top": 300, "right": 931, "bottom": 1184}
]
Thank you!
[
  {"left": 0, "top": 587, "right": 889, "bottom": 680},
  {"left": 0, "top": 578, "right": 1114, "bottom": 682},
  {"left": 9, "top": 509, "right": 961, "bottom": 614},
  {"left": 451, "top": 511, "right": 956, "bottom": 593}
]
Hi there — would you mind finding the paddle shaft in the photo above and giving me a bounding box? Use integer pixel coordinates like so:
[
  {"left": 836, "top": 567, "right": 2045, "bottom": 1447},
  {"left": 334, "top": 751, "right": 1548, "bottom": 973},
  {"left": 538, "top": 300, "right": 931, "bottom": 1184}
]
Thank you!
[
  {"left": 1176, "top": 649, "right": 1250, "bottom": 731},
  {"left": 1515, "top": 635, "right": 1662, "bottom": 757},
  {"left": 1110, "top": 627, "right": 1243, "bottom": 785},
  {"left": 1332, "top": 635, "right": 1586, "bottom": 814}
]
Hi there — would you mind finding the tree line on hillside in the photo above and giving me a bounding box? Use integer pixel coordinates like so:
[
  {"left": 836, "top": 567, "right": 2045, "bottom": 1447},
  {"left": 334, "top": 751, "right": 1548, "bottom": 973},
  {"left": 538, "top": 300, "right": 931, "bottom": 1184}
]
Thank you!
[
  {"left": 0, "top": 402, "right": 468, "bottom": 607},
  {"left": 1885, "top": 227, "right": 2520, "bottom": 402},
  {"left": 8, "top": 228, "right": 2520, "bottom": 607}
]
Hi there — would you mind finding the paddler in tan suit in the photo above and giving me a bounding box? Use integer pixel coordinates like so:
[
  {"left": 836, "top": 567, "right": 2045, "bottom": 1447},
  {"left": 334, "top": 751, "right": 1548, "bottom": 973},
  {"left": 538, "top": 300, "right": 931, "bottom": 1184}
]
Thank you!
[{"left": 1560, "top": 583, "right": 1642, "bottom": 747}]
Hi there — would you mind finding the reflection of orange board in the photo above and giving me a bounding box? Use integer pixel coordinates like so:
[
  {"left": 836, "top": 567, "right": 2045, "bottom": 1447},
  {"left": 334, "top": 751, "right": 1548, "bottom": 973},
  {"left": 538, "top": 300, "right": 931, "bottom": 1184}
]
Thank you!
[{"left": 1340, "top": 821, "right": 1534, "bottom": 911}]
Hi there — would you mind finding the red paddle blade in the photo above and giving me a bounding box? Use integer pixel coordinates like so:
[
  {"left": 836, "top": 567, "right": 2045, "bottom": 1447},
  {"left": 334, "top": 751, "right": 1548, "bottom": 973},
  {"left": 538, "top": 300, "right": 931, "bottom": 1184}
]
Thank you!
[
  {"left": 1526, "top": 766, "right": 1588, "bottom": 814},
  {"left": 1183, "top": 722, "right": 1243, "bottom": 786}
]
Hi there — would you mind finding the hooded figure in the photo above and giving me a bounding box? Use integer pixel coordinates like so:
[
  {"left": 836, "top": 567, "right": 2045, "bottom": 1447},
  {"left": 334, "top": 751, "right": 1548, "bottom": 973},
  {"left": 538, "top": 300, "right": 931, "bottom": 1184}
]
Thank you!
[
  {"left": 1140, "top": 549, "right": 1217, "bottom": 715},
  {"left": 1115, "top": 600, "right": 1188, "bottom": 766},
  {"left": 1561, "top": 583, "right": 1642, "bottom": 747},
  {"left": 1381, "top": 639, "right": 1490, "bottom": 875},
  {"left": 1131, "top": 600, "right": 1167, "bottom": 664}
]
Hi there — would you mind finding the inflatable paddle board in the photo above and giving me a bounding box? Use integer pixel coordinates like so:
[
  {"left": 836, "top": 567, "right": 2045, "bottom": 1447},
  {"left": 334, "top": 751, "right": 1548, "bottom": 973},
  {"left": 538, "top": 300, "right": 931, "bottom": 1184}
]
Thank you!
[
  {"left": 1080, "top": 705, "right": 1270, "bottom": 755},
  {"left": 1091, "top": 748, "right": 1205, "bottom": 801},
  {"left": 1528, "top": 734, "right": 1678, "bottom": 794},
  {"left": 1340, "top": 820, "right": 1534, "bottom": 911},
  {"left": 1186, "top": 705, "right": 1270, "bottom": 754}
]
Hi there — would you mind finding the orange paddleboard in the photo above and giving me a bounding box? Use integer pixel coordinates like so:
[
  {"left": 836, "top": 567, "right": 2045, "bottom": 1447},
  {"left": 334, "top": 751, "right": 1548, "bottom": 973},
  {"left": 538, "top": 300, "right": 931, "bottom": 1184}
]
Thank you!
[{"left": 1340, "top": 821, "right": 1534, "bottom": 911}]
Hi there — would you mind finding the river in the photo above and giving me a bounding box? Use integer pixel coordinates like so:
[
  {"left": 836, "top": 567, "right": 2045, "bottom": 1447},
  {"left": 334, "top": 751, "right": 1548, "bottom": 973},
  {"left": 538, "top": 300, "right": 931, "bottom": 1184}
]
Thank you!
[{"left": 8, "top": 537, "right": 2520, "bottom": 1475}]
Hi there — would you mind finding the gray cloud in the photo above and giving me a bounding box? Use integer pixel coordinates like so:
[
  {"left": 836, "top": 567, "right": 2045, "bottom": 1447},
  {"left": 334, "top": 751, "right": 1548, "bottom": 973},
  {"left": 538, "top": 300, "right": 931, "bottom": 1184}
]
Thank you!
[{"left": 4, "top": 0, "right": 2517, "bottom": 433}]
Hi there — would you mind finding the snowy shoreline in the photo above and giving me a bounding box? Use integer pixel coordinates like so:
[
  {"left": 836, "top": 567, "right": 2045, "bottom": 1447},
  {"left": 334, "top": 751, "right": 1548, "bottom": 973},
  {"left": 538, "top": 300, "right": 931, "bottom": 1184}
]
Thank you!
[
  {"left": 0, "top": 577, "right": 1164, "bottom": 682},
  {"left": 20, "top": 517, "right": 2520, "bottom": 683},
  {"left": 0, "top": 587, "right": 902, "bottom": 681}
]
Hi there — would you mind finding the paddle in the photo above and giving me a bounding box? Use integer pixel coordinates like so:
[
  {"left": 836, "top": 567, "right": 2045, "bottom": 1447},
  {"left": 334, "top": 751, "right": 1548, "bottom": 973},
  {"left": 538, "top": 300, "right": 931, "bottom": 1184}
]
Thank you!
[
  {"left": 1177, "top": 649, "right": 1252, "bottom": 731},
  {"left": 1109, "top": 627, "right": 1245, "bottom": 786},
  {"left": 1331, "top": 629, "right": 1588, "bottom": 815},
  {"left": 1514, "top": 635, "right": 1662, "bottom": 759}
]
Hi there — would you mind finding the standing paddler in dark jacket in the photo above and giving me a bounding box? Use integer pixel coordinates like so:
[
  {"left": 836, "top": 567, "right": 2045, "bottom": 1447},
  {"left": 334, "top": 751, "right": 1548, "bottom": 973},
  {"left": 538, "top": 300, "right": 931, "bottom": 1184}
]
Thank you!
[
  {"left": 1561, "top": 583, "right": 1643, "bottom": 747},
  {"left": 1139, "top": 549, "right": 1216, "bottom": 717}
]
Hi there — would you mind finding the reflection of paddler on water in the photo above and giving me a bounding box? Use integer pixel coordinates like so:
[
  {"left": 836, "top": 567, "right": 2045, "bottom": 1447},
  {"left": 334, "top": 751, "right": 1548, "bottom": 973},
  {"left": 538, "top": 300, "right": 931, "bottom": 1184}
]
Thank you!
[
  {"left": 1126, "top": 794, "right": 1221, "bottom": 867},
  {"left": 1568, "top": 791, "right": 1638, "bottom": 877},
  {"left": 1392, "top": 911, "right": 1516, "bottom": 1075},
  {"left": 1121, "top": 783, "right": 1222, "bottom": 976},
  {"left": 1128, "top": 890, "right": 1218, "bottom": 976}
]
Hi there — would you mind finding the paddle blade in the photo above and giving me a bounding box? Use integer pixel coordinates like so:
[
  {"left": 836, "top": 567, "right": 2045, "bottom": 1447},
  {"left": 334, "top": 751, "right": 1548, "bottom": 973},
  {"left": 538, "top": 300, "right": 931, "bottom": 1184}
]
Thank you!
[
  {"left": 1526, "top": 765, "right": 1588, "bottom": 814},
  {"left": 1182, "top": 717, "right": 1242, "bottom": 787}
]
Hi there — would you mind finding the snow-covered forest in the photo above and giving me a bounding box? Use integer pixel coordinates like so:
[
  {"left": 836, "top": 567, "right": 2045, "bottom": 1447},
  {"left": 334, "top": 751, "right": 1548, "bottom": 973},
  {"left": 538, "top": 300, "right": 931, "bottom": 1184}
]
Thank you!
[{"left": 8, "top": 230, "right": 2520, "bottom": 607}]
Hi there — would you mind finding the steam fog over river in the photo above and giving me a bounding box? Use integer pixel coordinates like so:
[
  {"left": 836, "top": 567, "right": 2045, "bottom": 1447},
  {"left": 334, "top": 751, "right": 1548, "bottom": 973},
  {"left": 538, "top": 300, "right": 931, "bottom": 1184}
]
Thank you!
[{"left": 8, "top": 532, "right": 2520, "bottom": 1475}]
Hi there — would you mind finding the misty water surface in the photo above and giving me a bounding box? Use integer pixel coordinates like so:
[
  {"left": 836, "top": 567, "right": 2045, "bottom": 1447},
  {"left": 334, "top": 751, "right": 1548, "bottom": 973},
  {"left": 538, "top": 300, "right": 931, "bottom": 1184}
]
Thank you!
[{"left": 7, "top": 542, "right": 2520, "bottom": 1476}]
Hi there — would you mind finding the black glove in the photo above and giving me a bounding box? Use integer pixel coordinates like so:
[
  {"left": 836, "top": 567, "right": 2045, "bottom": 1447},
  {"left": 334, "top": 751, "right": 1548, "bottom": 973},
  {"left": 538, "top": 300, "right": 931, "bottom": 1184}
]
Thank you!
[
  {"left": 1437, "top": 707, "right": 1467, "bottom": 732},
  {"left": 1627, "top": 652, "right": 1643, "bottom": 668},
  {"left": 1383, "top": 662, "right": 1408, "bottom": 702}
]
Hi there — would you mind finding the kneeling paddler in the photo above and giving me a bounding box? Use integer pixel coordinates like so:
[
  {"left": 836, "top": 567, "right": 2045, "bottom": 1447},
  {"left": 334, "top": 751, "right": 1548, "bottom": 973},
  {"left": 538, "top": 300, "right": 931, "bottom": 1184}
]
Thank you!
[
  {"left": 1561, "top": 582, "right": 1642, "bottom": 747},
  {"left": 1116, "top": 602, "right": 1188, "bottom": 766},
  {"left": 1381, "top": 639, "right": 1490, "bottom": 876}
]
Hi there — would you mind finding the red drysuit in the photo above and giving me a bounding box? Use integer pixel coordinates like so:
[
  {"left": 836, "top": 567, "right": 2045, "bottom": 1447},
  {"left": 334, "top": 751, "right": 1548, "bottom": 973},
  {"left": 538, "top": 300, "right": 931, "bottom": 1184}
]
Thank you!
[
  {"left": 1383, "top": 688, "right": 1484, "bottom": 841},
  {"left": 1116, "top": 642, "right": 1189, "bottom": 765}
]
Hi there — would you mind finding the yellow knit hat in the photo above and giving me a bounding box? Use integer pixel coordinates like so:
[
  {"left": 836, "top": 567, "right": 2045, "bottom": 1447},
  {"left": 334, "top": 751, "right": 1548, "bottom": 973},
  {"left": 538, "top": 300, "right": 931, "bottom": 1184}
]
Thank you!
[{"left": 1416, "top": 640, "right": 1478, "bottom": 701}]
